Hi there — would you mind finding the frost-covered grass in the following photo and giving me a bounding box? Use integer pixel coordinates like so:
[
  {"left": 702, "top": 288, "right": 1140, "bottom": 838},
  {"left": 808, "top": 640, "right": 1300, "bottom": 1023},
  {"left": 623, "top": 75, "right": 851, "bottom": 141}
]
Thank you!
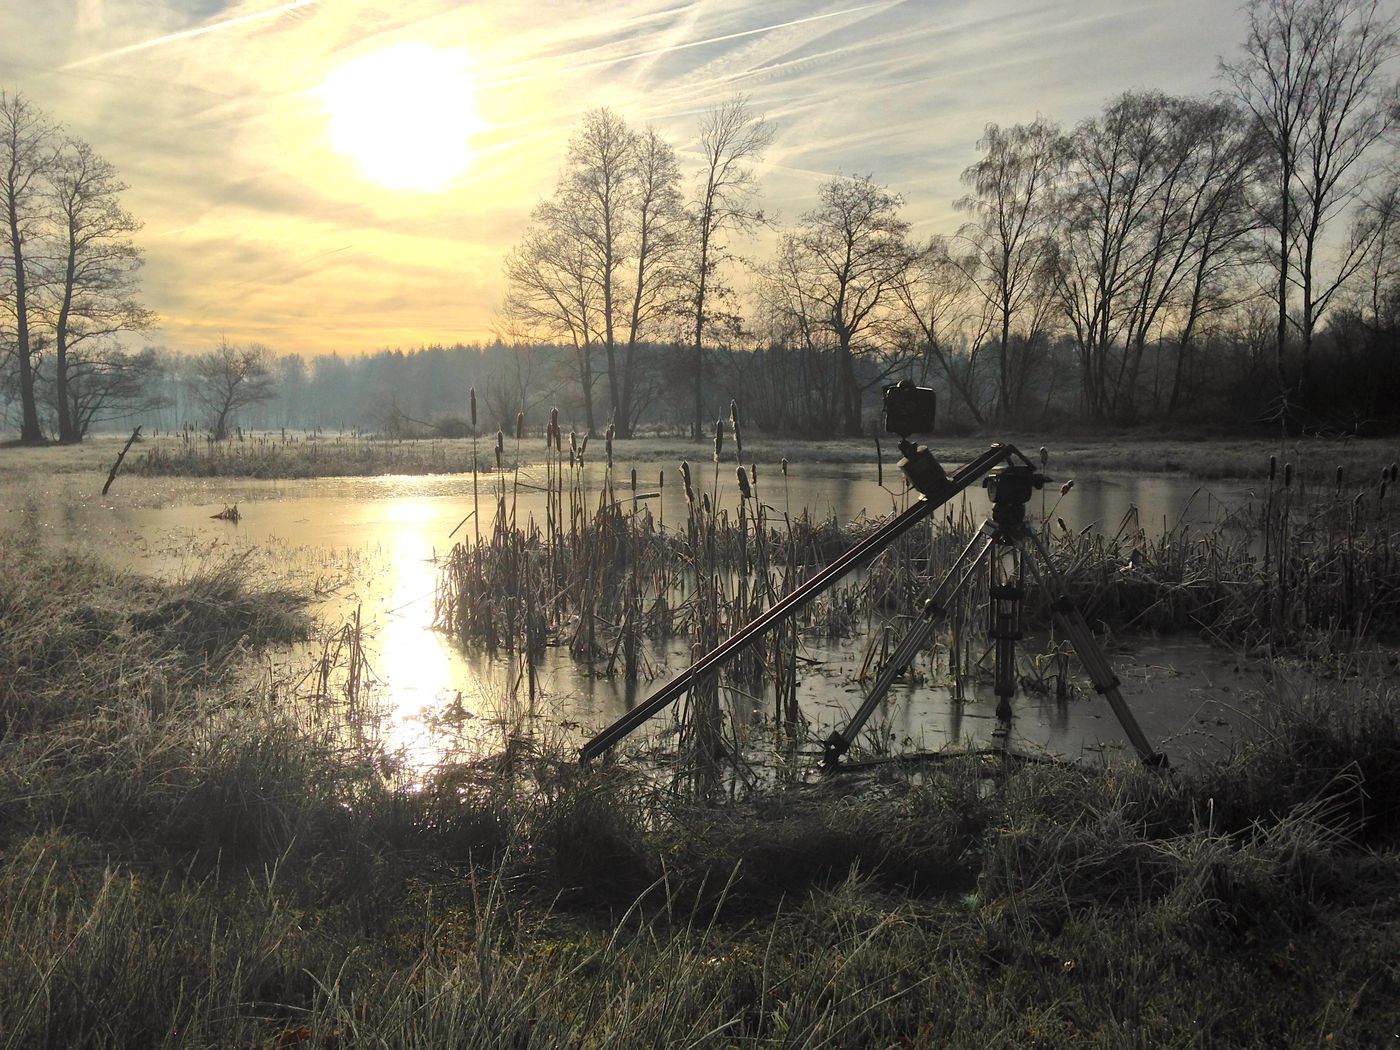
[{"left": 1, "top": 532, "right": 1398, "bottom": 1047}]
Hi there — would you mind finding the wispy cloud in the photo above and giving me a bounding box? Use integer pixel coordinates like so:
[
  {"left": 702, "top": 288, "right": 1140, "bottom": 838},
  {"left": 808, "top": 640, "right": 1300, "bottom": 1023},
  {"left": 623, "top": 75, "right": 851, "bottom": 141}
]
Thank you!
[
  {"left": 63, "top": 0, "right": 323, "bottom": 69},
  {"left": 0, "top": 0, "right": 1247, "bottom": 355}
]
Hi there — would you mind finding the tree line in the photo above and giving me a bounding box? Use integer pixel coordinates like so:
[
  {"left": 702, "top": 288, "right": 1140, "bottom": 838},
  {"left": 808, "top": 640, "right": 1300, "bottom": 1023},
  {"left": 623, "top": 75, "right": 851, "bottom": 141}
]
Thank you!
[{"left": 504, "top": 0, "right": 1400, "bottom": 435}]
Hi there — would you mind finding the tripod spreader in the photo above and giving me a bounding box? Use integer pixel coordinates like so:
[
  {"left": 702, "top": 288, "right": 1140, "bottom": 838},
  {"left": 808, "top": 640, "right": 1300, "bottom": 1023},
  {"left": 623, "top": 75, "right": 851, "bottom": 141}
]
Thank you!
[{"left": 578, "top": 442, "right": 1023, "bottom": 766}]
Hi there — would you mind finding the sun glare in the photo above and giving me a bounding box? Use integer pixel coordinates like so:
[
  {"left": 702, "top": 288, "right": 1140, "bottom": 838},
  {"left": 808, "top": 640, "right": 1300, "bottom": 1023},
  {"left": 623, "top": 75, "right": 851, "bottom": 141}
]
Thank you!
[{"left": 320, "top": 44, "right": 481, "bottom": 192}]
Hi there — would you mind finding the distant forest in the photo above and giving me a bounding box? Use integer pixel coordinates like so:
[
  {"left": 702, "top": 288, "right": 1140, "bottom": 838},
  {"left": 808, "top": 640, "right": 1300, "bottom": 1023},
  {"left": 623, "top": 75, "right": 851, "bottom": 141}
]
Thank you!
[{"left": 4, "top": 0, "right": 1400, "bottom": 442}]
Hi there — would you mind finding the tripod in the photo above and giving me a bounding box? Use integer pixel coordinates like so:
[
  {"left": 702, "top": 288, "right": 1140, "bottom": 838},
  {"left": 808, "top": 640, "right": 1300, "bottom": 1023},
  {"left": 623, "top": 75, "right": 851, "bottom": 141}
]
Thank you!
[
  {"left": 578, "top": 440, "right": 1165, "bottom": 769},
  {"left": 821, "top": 463, "right": 1165, "bottom": 767}
]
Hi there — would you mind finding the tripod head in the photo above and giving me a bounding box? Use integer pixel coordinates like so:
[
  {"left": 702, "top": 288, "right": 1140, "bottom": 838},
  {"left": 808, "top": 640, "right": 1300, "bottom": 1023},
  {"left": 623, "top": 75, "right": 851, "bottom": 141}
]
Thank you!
[{"left": 983, "top": 464, "right": 1048, "bottom": 534}]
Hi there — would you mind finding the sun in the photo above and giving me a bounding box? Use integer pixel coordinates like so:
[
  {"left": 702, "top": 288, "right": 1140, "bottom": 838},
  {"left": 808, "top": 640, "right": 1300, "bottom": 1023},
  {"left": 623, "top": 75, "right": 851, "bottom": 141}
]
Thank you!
[{"left": 320, "top": 44, "right": 482, "bottom": 192}]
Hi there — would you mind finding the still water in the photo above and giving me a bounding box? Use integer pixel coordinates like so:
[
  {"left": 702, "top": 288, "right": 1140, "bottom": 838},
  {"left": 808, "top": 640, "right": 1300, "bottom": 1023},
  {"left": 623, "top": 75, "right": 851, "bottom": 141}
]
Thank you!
[{"left": 7, "top": 459, "right": 1267, "bottom": 772}]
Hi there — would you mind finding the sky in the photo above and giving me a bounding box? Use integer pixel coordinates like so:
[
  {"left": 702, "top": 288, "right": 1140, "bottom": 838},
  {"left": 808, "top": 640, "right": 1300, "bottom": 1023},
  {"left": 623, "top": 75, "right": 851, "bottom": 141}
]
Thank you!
[{"left": 0, "top": 0, "right": 1250, "bottom": 357}]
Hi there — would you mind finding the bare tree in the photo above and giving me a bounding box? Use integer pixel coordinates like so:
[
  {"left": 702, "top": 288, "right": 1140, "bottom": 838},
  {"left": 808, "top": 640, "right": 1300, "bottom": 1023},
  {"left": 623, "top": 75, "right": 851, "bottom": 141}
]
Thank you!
[
  {"left": 560, "top": 109, "right": 635, "bottom": 435},
  {"left": 616, "top": 126, "right": 686, "bottom": 436},
  {"left": 189, "top": 338, "right": 276, "bottom": 440},
  {"left": 505, "top": 109, "right": 686, "bottom": 437},
  {"left": 687, "top": 96, "right": 771, "bottom": 440},
  {"left": 955, "top": 119, "right": 1065, "bottom": 419},
  {"left": 44, "top": 137, "right": 156, "bottom": 442},
  {"left": 894, "top": 237, "right": 989, "bottom": 423},
  {"left": 504, "top": 209, "right": 602, "bottom": 434},
  {"left": 0, "top": 91, "right": 57, "bottom": 444},
  {"left": 1223, "top": 0, "right": 1400, "bottom": 405},
  {"left": 774, "top": 175, "right": 910, "bottom": 436},
  {"left": 53, "top": 344, "right": 165, "bottom": 439}
]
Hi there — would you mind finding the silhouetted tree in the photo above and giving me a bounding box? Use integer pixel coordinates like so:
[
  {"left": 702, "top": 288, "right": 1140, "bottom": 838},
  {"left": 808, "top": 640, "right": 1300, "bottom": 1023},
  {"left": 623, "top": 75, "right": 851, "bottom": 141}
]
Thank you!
[
  {"left": 767, "top": 175, "right": 911, "bottom": 436},
  {"left": 189, "top": 338, "right": 276, "bottom": 440},
  {"left": 0, "top": 91, "right": 56, "bottom": 444},
  {"left": 45, "top": 136, "right": 156, "bottom": 442},
  {"left": 1223, "top": 0, "right": 1400, "bottom": 406},
  {"left": 956, "top": 119, "right": 1065, "bottom": 419},
  {"left": 686, "top": 96, "right": 771, "bottom": 440}
]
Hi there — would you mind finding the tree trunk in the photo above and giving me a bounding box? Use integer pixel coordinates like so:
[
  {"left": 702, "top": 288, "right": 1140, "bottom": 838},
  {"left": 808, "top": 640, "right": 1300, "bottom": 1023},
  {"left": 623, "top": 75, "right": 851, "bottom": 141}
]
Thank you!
[{"left": 6, "top": 195, "right": 42, "bottom": 444}]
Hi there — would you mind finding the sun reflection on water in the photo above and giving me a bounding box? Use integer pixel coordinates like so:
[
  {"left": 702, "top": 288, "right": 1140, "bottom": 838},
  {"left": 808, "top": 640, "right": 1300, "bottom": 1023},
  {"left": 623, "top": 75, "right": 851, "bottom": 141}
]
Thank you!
[{"left": 356, "top": 499, "right": 491, "bottom": 773}]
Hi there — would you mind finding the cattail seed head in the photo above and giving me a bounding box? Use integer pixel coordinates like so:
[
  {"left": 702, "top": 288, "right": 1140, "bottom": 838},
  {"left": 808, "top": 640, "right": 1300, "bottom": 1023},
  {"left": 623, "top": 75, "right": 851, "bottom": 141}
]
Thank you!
[
  {"left": 516, "top": 411, "right": 525, "bottom": 441},
  {"left": 1284, "top": 463, "right": 1294, "bottom": 488},
  {"left": 1269, "top": 455, "right": 1277, "bottom": 481},
  {"left": 495, "top": 429, "right": 504, "bottom": 454},
  {"left": 781, "top": 457, "right": 789, "bottom": 477},
  {"left": 1060, "top": 479, "right": 1074, "bottom": 496},
  {"left": 630, "top": 467, "right": 637, "bottom": 493},
  {"left": 713, "top": 419, "right": 724, "bottom": 463},
  {"left": 1336, "top": 465, "right": 1345, "bottom": 490},
  {"left": 469, "top": 387, "right": 477, "bottom": 428},
  {"left": 737, "top": 466, "right": 751, "bottom": 499},
  {"left": 730, "top": 400, "right": 743, "bottom": 460},
  {"left": 658, "top": 469, "right": 664, "bottom": 489},
  {"left": 1039, "top": 446, "right": 1048, "bottom": 467},
  {"left": 570, "top": 430, "right": 578, "bottom": 456}
]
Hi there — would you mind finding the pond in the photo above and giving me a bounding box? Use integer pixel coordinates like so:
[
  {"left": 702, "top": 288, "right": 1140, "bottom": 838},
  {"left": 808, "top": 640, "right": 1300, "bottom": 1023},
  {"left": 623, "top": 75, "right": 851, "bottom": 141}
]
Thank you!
[{"left": 5, "top": 456, "right": 1269, "bottom": 773}]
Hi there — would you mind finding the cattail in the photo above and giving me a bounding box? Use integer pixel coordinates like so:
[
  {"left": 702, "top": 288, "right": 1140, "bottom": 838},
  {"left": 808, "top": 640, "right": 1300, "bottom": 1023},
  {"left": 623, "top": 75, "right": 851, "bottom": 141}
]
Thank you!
[
  {"left": 550, "top": 408, "right": 560, "bottom": 450},
  {"left": 1284, "top": 462, "right": 1294, "bottom": 488},
  {"left": 730, "top": 400, "right": 743, "bottom": 461},
  {"left": 495, "top": 429, "right": 504, "bottom": 455},
  {"left": 750, "top": 462, "right": 757, "bottom": 487},
  {"left": 579, "top": 433, "right": 589, "bottom": 457},
  {"left": 605, "top": 423, "right": 614, "bottom": 468},
  {"left": 658, "top": 469, "right": 664, "bottom": 490},
  {"left": 1039, "top": 446, "right": 1048, "bottom": 467},
  {"left": 1057, "top": 517, "right": 1069, "bottom": 534},
  {"left": 702, "top": 492, "right": 711, "bottom": 515},
  {"left": 781, "top": 457, "right": 789, "bottom": 477},
  {"left": 469, "top": 387, "right": 477, "bottom": 429},
  {"left": 516, "top": 411, "right": 525, "bottom": 441},
  {"left": 630, "top": 467, "right": 637, "bottom": 493},
  {"left": 1060, "top": 479, "right": 1074, "bottom": 496},
  {"left": 737, "top": 465, "right": 751, "bottom": 500},
  {"left": 1336, "top": 464, "right": 1345, "bottom": 491},
  {"left": 570, "top": 430, "right": 578, "bottom": 457},
  {"left": 680, "top": 461, "right": 694, "bottom": 505},
  {"left": 713, "top": 419, "right": 724, "bottom": 463},
  {"left": 1389, "top": 462, "right": 1397, "bottom": 482},
  {"left": 1269, "top": 455, "right": 1277, "bottom": 481}
]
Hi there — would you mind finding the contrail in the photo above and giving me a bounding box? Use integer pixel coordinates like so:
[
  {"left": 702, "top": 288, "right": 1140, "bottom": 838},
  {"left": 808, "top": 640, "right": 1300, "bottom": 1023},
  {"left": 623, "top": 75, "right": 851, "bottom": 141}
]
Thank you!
[
  {"left": 62, "top": 0, "right": 321, "bottom": 70},
  {"left": 481, "top": 3, "right": 883, "bottom": 88}
]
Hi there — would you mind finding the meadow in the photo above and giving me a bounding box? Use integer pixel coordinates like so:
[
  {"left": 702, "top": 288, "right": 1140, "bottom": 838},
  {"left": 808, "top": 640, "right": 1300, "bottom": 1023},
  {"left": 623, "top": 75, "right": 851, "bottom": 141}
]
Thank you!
[{"left": 1, "top": 432, "right": 1399, "bottom": 1046}]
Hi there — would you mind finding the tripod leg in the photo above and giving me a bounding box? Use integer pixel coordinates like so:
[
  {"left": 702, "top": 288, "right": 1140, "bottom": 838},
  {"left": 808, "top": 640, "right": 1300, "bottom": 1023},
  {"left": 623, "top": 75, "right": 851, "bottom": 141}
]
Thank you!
[
  {"left": 824, "top": 522, "right": 998, "bottom": 765},
  {"left": 1021, "top": 529, "right": 1168, "bottom": 768},
  {"left": 988, "top": 541, "right": 1023, "bottom": 725}
]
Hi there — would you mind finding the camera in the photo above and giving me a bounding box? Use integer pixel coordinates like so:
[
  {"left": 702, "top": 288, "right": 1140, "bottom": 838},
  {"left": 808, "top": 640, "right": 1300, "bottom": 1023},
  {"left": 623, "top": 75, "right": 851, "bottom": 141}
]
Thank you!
[{"left": 882, "top": 380, "right": 937, "bottom": 437}]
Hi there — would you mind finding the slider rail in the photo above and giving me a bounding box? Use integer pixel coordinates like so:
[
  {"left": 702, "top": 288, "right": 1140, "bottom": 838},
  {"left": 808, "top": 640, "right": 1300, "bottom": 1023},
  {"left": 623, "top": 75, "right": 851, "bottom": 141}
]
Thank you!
[{"left": 578, "top": 443, "right": 1017, "bottom": 766}]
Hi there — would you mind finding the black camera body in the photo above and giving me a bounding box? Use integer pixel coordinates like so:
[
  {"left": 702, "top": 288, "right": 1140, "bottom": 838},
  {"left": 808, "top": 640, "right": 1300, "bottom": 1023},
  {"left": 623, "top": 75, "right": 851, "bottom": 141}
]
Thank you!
[{"left": 883, "top": 380, "right": 937, "bottom": 437}]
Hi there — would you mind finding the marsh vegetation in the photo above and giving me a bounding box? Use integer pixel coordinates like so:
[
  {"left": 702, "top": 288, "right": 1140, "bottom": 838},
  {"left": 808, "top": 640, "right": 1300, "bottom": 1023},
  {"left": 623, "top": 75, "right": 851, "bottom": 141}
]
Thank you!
[{"left": 4, "top": 429, "right": 1400, "bottom": 1045}]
